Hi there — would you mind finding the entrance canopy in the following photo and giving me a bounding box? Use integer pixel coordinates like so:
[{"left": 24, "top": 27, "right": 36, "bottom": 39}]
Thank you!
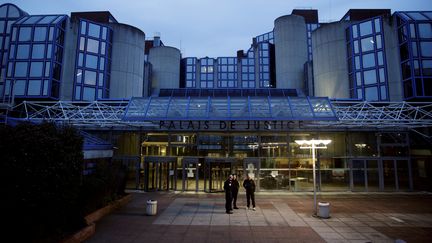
[{"left": 123, "top": 96, "right": 337, "bottom": 121}]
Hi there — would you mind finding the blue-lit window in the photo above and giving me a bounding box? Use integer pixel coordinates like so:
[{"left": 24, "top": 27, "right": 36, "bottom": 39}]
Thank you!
[
  {"left": 74, "top": 19, "right": 112, "bottom": 101},
  {"left": 258, "top": 42, "right": 271, "bottom": 88},
  {"left": 0, "top": 3, "right": 27, "bottom": 98},
  {"left": 396, "top": 11, "right": 432, "bottom": 99},
  {"left": 306, "top": 23, "right": 320, "bottom": 61},
  {"left": 241, "top": 49, "right": 255, "bottom": 88},
  {"left": 199, "top": 57, "right": 214, "bottom": 88},
  {"left": 346, "top": 17, "right": 388, "bottom": 101},
  {"left": 217, "top": 57, "right": 237, "bottom": 88},
  {"left": 5, "top": 14, "right": 67, "bottom": 98}
]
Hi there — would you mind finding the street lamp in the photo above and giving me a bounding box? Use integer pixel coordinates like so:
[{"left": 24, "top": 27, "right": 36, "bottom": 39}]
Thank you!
[{"left": 295, "top": 139, "right": 331, "bottom": 215}]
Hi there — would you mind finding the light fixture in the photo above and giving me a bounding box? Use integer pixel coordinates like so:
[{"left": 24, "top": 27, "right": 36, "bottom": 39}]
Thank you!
[{"left": 295, "top": 139, "right": 332, "bottom": 216}]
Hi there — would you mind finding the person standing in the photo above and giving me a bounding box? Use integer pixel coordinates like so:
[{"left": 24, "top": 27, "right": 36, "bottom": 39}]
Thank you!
[
  {"left": 243, "top": 174, "right": 256, "bottom": 210},
  {"left": 223, "top": 174, "right": 233, "bottom": 214},
  {"left": 232, "top": 174, "right": 240, "bottom": 209}
]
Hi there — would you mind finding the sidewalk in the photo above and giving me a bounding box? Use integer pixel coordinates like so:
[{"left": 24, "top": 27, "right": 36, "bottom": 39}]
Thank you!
[{"left": 85, "top": 192, "right": 432, "bottom": 243}]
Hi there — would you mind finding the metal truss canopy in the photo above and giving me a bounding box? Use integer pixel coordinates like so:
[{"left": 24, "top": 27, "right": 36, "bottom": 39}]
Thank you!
[{"left": 5, "top": 98, "right": 432, "bottom": 131}]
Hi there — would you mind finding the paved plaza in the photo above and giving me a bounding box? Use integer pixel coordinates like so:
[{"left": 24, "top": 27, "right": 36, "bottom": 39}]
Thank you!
[{"left": 86, "top": 192, "right": 432, "bottom": 242}]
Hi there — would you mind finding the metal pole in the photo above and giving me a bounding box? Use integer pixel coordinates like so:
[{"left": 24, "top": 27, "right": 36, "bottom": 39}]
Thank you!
[{"left": 312, "top": 142, "right": 317, "bottom": 215}]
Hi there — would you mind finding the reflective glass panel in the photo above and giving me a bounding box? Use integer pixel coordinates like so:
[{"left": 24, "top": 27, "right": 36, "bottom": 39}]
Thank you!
[
  {"left": 86, "top": 38, "right": 99, "bottom": 53},
  {"left": 75, "top": 86, "right": 81, "bottom": 100},
  {"left": 423, "top": 60, "right": 432, "bottom": 76},
  {"left": 380, "top": 86, "right": 387, "bottom": 100},
  {"left": 365, "top": 86, "right": 378, "bottom": 101},
  {"left": 379, "top": 68, "right": 385, "bottom": 83},
  {"left": 420, "top": 42, "right": 432, "bottom": 57},
  {"left": 18, "top": 27, "right": 31, "bottom": 41},
  {"left": 374, "top": 18, "right": 381, "bottom": 33},
  {"left": 83, "top": 87, "right": 95, "bottom": 100},
  {"left": 377, "top": 51, "right": 384, "bottom": 66},
  {"left": 359, "top": 21, "right": 373, "bottom": 36},
  {"left": 14, "top": 62, "right": 28, "bottom": 77},
  {"left": 361, "top": 37, "right": 374, "bottom": 52},
  {"left": 88, "top": 23, "right": 100, "bottom": 38},
  {"left": 43, "top": 80, "right": 48, "bottom": 95},
  {"left": 85, "top": 54, "right": 98, "bottom": 69},
  {"left": 31, "top": 44, "right": 45, "bottom": 59},
  {"left": 80, "top": 21, "right": 87, "bottom": 35},
  {"left": 418, "top": 23, "right": 432, "bottom": 38},
  {"left": 33, "top": 27, "right": 47, "bottom": 41},
  {"left": 29, "top": 62, "right": 43, "bottom": 77},
  {"left": 364, "top": 70, "right": 377, "bottom": 85},
  {"left": 362, "top": 53, "right": 375, "bottom": 68},
  {"left": 16, "top": 44, "right": 30, "bottom": 59},
  {"left": 28, "top": 79, "right": 41, "bottom": 95},
  {"left": 84, "top": 70, "right": 96, "bottom": 85},
  {"left": 14, "top": 80, "right": 26, "bottom": 95}
]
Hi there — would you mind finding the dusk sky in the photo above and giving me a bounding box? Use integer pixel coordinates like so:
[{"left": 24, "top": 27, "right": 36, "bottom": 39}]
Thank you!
[{"left": 8, "top": 0, "right": 431, "bottom": 58}]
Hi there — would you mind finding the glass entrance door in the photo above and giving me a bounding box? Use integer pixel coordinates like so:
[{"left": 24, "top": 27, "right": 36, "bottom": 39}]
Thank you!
[
  {"left": 205, "top": 158, "right": 234, "bottom": 192},
  {"left": 144, "top": 156, "right": 177, "bottom": 191},
  {"left": 350, "top": 159, "right": 380, "bottom": 191},
  {"left": 383, "top": 159, "right": 411, "bottom": 191},
  {"left": 244, "top": 158, "right": 260, "bottom": 190}
]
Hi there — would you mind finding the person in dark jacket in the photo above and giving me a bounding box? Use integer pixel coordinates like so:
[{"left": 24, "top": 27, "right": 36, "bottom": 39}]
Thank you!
[
  {"left": 223, "top": 174, "right": 233, "bottom": 214},
  {"left": 232, "top": 174, "right": 240, "bottom": 209},
  {"left": 243, "top": 174, "right": 256, "bottom": 210}
]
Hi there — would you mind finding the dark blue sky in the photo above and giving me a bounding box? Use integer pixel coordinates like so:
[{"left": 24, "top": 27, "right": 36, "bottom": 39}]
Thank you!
[{"left": 8, "top": 0, "right": 431, "bottom": 58}]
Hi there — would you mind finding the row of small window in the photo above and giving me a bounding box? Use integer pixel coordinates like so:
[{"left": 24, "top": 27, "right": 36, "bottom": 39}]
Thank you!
[
  {"left": 3, "top": 79, "right": 51, "bottom": 96},
  {"left": 349, "top": 51, "right": 385, "bottom": 71},
  {"left": 7, "top": 61, "right": 51, "bottom": 78},
  {"left": 76, "top": 69, "right": 106, "bottom": 87},
  {"left": 9, "top": 43, "right": 54, "bottom": 59},
  {"left": 79, "top": 36, "right": 110, "bottom": 56},
  {"left": 80, "top": 21, "right": 110, "bottom": 41},
  {"left": 355, "top": 85, "right": 388, "bottom": 101},
  {"left": 218, "top": 57, "right": 236, "bottom": 65},
  {"left": 397, "top": 12, "right": 432, "bottom": 23},
  {"left": 217, "top": 65, "right": 237, "bottom": 73},
  {"left": 242, "top": 81, "right": 255, "bottom": 88},
  {"left": 401, "top": 60, "right": 432, "bottom": 79},
  {"left": 217, "top": 72, "right": 237, "bottom": 81},
  {"left": 398, "top": 23, "right": 432, "bottom": 42},
  {"left": 74, "top": 85, "right": 108, "bottom": 101},
  {"left": 351, "top": 18, "right": 382, "bottom": 39},
  {"left": 403, "top": 78, "right": 432, "bottom": 98},
  {"left": 256, "top": 31, "right": 274, "bottom": 44},
  {"left": 200, "top": 80, "right": 213, "bottom": 88},
  {"left": 186, "top": 80, "right": 258, "bottom": 89},
  {"left": 77, "top": 52, "right": 106, "bottom": 71},
  {"left": 349, "top": 35, "right": 383, "bottom": 56},
  {"left": 15, "top": 15, "right": 66, "bottom": 25},
  {"left": 218, "top": 80, "right": 237, "bottom": 88},
  {"left": 353, "top": 68, "right": 387, "bottom": 87},
  {"left": 11, "top": 26, "right": 55, "bottom": 42},
  {"left": 399, "top": 41, "right": 432, "bottom": 61}
]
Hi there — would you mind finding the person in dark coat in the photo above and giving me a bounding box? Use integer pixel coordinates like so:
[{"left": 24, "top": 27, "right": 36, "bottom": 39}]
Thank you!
[
  {"left": 243, "top": 174, "right": 256, "bottom": 210},
  {"left": 232, "top": 174, "right": 240, "bottom": 209},
  {"left": 223, "top": 174, "right": 233, "bottom": 214}
]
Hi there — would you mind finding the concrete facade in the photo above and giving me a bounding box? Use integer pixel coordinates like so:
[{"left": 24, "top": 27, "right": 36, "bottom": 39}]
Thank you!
[
  {"left": 312, "top": 21, "right": 351, "bottom": 98},
  {"left": 60, "top": 19, "right": 78, "bottom": 101},
  {"left": 148, "top": 46, "right": 181, "bottom": 95},
  {"left": 109, "top": 23, "right": 146, "bottom": 99},
  {"left": 274, "top": 15, "right": 308, "bottom": 90},
  {"left": 385, "top": 17, "right": 403, "bottom": 101}
]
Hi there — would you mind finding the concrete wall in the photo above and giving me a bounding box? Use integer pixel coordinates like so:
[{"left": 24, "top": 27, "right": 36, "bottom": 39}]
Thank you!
[
  {"left": 274, "top": 15, "right": 307, "bottom": 90},
  {"left": 385, "top": 17, "right": 403, "bottom": 101},
  {"left": 312, "top": 21, "right": 351, "bottom": 98},
  {"left": 109, "top": 23, "right": 145, "bottom": 99},
  {"left": 148, "top": 46, "right": 180, "bottom": 95},
  {"left": 60, "top": 19, "right": 77, "bottom": 100}
]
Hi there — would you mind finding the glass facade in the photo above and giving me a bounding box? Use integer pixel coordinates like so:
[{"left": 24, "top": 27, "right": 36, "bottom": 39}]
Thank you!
[
  {"left": 217, "top": 57, "right": 237, "bottom": 88},
  {"left": 0, "top": 3, "right": 27, "bottom": 100},
  {"left": 74, "top": 19, "right": 112, "bottom": 101},
  {"left": 5, "top": 14, "right": 67, "bottom": 99},
  {"left": 241, "top": 48, "right": 255, "bottom": 88},
  {"left": 184, "top": 57, "right": 197, "bottom": 88},
  {"left": 258, "top": 42, "right": 271, "bottom": 87},
  {"left": 347, "top": 17, "right": 389, "bottom": 101},
  {"left": 255, "top": 30, "right": 274, "bottom": 44},
  {"left": 199, "top": 57, "right": 214, "bottom": 88},
  {"left": 306, "top": 23, "right": 319, "bottom": 61},
  {"left": 396, "top": 11, "right": 432, "bottom": 100}
]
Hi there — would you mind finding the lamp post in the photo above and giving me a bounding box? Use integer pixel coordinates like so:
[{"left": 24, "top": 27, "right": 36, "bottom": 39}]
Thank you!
[{"left": 295, "top": 139, "right": 331, "bottom": 215}]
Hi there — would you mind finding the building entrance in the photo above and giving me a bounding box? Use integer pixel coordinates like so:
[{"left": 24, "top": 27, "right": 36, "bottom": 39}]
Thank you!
[
  {"left": 204, "top": 157, "right": 236, "bottom": 192},
  {"left": 350, "top": 159, "right": 380, "bottom": 191},
  {"left": 181, "top": 157, "right": 204, "bottom": 192},
  {"left": 143, "top": 156, "right": 178, "bottom": 191}
]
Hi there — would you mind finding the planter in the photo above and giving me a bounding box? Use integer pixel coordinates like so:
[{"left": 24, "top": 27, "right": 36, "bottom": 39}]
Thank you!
[{"left": 62, "top": 194, "right": 132, "bottom": 242}]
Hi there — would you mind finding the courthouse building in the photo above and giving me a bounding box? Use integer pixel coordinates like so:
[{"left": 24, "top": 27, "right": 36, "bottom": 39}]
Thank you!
[{"left": 1, "top": 3, "right": 432, "bottom": 192}]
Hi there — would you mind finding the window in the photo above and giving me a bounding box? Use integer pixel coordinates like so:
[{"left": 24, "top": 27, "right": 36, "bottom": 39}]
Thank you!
[
  {"left": 363, "top": 70, "right": 377, "bottom": 85},
  {"left": 361, "top": 37, "right": 374, "bottom": 52},
  {"left": 16, "top": 44, "right": 30, "bottom": 59},
  {"left": 362, "top": 53, "right": 375, "bottom": 68},
  {"left": 88, "top": 23, "right": 100, "bottom": 38},
  {"left": 418, "top": 23, "right": 432, "bottom": 38},
  {"left": 33, "top": 27, "right": 47, "bottom": 41},
  {"left": 420, "top": 42, "right": 432, "bottom": 57},
  {"left": 14, "top": 62, "right": 28, "bottom": 77},
  {"left": 365, "top": 86, "right": 378, "bottom": 101},
  {"left": 13, "top": 80, "right": 26, "bottom": 95},
  {"left": 28, "top": 79, "right": 41, "bottom": 95},
  {"left": 86, "top": 38, "right": 99, "bottom": 53},
  {"left": 359, "top": 21, "right": 373, "bottom": 36},
  {"left": 83, "top": 87, "right": 95, "bottom": 100},
  {"left": 31, "top": 44, "right": 45, "bottom": 59},
  {"left": 84, "top": 70, "right": 96, "bottom": 85},
  {"left": 85, "top": 54, "right": 98, "bottom": 69},
  {"left": 29, "top": 62, "right": 43, "bottom": 77},
  {"left": 423, "top": 60, "right": 432, "bottom": 76},
  {"left": 18, "top": 27, "right": 31, "bottom": 41}
]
